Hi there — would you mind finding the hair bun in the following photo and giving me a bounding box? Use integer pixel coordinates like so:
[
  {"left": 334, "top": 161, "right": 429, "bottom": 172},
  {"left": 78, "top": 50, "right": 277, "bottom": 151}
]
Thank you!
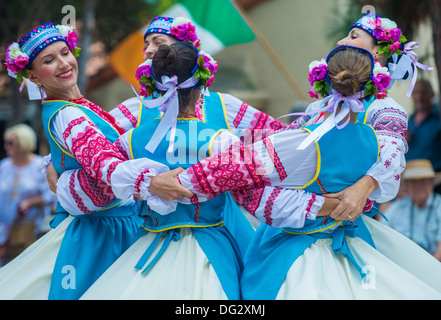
[
  {"left": 154, "top": 45, "right": 179, "bottom": 74},
  {"left": 331, "top": 70, "right": 359, "bottom": 96}
]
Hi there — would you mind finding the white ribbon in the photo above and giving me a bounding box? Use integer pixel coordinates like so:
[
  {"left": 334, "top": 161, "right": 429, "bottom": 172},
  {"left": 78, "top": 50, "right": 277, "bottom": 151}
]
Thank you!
[
  {"left": 133, "top": 74, "right": 200, "bottom": 154},
  {"left": 402, "top": 41, "right": 434, "bottom": 98},
  {"left": 280, "top": 92, "right": 365, "bottom": 150},
  {"left": 8, "top": 70, "right": 46, "bottom": 100}
]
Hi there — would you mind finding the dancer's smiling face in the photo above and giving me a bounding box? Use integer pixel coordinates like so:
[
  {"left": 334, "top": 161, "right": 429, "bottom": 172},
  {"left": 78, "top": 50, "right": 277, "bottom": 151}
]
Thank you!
[{"left": 26, "top": 41, "right": 79, "bottom": 98}]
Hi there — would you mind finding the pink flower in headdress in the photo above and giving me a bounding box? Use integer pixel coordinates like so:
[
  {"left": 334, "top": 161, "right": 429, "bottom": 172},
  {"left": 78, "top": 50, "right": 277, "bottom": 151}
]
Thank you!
[
  {"left": 373, "top": 27, "right": 393, "bottom": 42},
  {"left": 206, "top": 75, "right": 216, "bottom": 88},
  {"left": 308, "top": 64, "right": 327, "bottom": 87},
  {"left": 193, "top": 38, "right": 201, "bottom": 49},
  {"left": 170, "top": 22, "right": 199, "bottom": 43},
  {"left": 308, "top": 88, "right": 319, "bottom": 99},
  {"left": 374, "top": 92, "right": 388, "bottom": 99},
  {"left": 136, "top": 62, "right": 152, "bottom": 81},
  {"left": 4, "top": 42, "right": 29, "bottom": 74},
  {"left": 390, "top": 28, "right": 402, "bottom": 43},
  {"left": 389, "top": 42, "right": 401, "bottom": 53},
  {"left": 369, "top": 17, "right": 382, "bottom": 28},
  {"left": 65, "top": 30, "right": 78, "bottom": 52},
  {"left": 373, "top": 73, "right": 391, "bottom": 93},
  {"left": 201, "top": 53, "right": 218, "bottom": 74}
]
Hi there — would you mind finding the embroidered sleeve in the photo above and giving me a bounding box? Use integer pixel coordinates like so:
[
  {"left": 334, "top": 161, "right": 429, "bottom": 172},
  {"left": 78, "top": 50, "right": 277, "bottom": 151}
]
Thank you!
[
  {"left": 109, "top": 98, "right": 141, "bottom": 132},
  {"left": 56, "top": 168, "right": 117, "bottom": 215},
  {"left": 365, "top": 99, "right": 408, "bottom": 203},
  {"left": 222, "top": 94, "right": 286, "bottom": 142},
  {"left": 52, "top": 106, "right": 127, "bottom": 186},
  {"left": 178, "top": 129, "right": 318, "bottom": 200},
  {"left": 231, "top": 187, "right": 324, "bottom": 228}
]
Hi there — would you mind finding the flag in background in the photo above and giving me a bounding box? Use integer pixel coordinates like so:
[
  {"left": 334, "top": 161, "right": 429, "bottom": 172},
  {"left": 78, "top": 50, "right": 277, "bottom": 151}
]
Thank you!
[{"left": 109, "top": 0, "right": 255, "bottom": 89}]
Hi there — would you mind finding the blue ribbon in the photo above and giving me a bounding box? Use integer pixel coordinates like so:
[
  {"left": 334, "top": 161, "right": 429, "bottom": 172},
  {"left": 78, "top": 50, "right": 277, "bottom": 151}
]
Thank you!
[{"left": 135, "top": 229, "right": 181, "bottom": 274}]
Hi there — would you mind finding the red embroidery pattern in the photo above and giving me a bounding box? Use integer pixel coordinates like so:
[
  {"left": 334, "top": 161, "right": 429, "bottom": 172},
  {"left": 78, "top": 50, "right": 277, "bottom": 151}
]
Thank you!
[
  {"left": 114, "top": 138, "right": 129, "bottom": 159},
  {"left": 69, "top": 170, "right": 92, "bottom": 214},
  {"left": 262, "top": 137, "right": 287, "bottom": 181},
  {"left": 363, "top": 199, "right": 374, "bottom": 213},
  {"left": 316, "top": 179, "right": 326, "bottom": 193},
  {"left": 77, "top": 170, "right": 115, "bottom": 207},
  {"left": 70, "top": 96, "right": 125, "bottom": 135},
  {"left": 116, "top": 103, "right": 138, "bottom": 129},
  {"left": 264, "top": 187, "right": 282, "bottom": 225},
  {"left": 187, "top": 142, "right": 271, "bottom": 198},
  {"left": 70, "top": 126, "right": 126, "bottom": 182},
  {"left": 233, "top": 102, "right": 249, "bottom": 128},
  {"left": 135, "top": 169, "right": 150, "bottom": 194},
  {"left": 194, "top": 203, "right": 201, "bottom": 223},
  {"left": 232, "top": 188, "right": 264, "bottom": 216},
  {"left": 305, "top": 193, "right": 317, "bottom": 219},
  {"left": 63, "top": 117, "right": 87, "bottom": 141},
  {"left": 371, "top": 107, "right": 408, "bottom": 152}
]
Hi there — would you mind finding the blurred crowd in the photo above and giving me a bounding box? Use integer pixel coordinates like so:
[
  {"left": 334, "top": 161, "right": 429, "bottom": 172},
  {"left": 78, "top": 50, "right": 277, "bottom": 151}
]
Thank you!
[
  {"left": 379, "top": 79, "right": 441, "bottom": 261},
  {"left": 0, "top": 124, "right": 56, "bottom": 267}
]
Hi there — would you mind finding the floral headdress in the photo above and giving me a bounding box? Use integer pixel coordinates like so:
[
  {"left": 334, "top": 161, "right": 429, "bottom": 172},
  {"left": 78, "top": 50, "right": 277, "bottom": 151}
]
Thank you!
[
  {"left": 352, "top": 13, "right": 407, "bottom": 60},
  {"left": 134, "top": 42, "right": 218, "bottom": 153},
  {"left": 144, "top": 16, "right": 201, "bottom": 50},
  {"left": 136, "top": 45, "right": 218, "bottom": 97},
  {"left": 307, "top": 47, "right": 391, "bottom": 100},
  {"left": 352, "top": 13, "right": 433, "bottom": 97},
  {"left": 288, "top": 46, "right": 391, "bottom": 150},
  {"left": 4, "top": 23, "right": 80, "bottom": 86}
]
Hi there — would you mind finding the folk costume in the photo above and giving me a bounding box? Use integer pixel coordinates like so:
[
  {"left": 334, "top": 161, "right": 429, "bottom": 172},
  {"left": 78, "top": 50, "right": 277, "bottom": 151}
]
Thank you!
[
  {"left": 81, "top": 43, "right": 248, "bottom": 300},
  {"left": 0, "top": 23, "right": 142, "bottom": 300},
  {"left": 176, "top": 46, "right": 441, "bottom": 299}
]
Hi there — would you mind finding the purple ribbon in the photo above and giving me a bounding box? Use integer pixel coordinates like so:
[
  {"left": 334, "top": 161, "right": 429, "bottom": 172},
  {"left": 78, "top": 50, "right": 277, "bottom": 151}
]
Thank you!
[
  {"left": 403, "top": 41, "right": 434, "bottom": 98},
  {"left": 133, "top": 75, "right": 200, "bottom": 153},
  {"left": 279, "top": 92, "right": 365, "bottom": 150}
]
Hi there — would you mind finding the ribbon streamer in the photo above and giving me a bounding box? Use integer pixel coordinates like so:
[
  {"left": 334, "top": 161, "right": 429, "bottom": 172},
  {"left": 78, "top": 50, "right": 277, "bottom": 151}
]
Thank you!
[
  {"left": 402, "top": 42, "right": 433, "bottom": 98},
  {"left": 279, "top": 92, "right": 365, "bottom": 150},
  {"left": 132, "top": 75, "right": 200, "bottom": 154}
]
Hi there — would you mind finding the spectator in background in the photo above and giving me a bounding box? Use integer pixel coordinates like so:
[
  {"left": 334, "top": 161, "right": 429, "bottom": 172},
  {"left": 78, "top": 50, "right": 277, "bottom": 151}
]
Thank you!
[
  {"left": 382, "top": 159, "right": 441, "bottom": 261},
  {"left": 406, "top": 80, "right": 441, "bottom": 193},
  {"left": 0, "top": 124, "right": 56, "bottom": 265}
]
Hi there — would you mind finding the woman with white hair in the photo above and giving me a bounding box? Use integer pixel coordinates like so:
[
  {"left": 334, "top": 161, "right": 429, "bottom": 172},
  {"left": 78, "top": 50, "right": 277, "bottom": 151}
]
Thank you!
[{"left": 0, "top": 124, "right": 56, "bottom": 265}]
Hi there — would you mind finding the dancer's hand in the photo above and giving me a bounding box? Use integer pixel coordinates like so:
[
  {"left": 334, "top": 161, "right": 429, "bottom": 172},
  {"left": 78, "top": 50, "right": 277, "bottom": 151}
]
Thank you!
[
  {"left": 149, "top": 168, "right": 194, "bottom": 201},
  {"left": 46, "top": 164, "right": 60, "bottom": 194},
  {"left": 316, "top": 197, "right": 340, "bottom": 217},
  {"left": 324, "top": 175, "right": 378, "bottom": 221}
]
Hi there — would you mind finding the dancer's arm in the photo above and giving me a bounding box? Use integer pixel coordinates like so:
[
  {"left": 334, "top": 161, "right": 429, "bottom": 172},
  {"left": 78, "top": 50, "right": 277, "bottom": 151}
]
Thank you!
[
  {"left": 325, "top": 99, "right": 408, "bottom": 220},
  {"left": 53, "top": 127, "right": 190, "bottom": 215},
  {"left": 173, "top": 128, "right": 318, "bottom": 199},
  {"left": 222, "top": 94, "right": 286, "bottom": 140}
]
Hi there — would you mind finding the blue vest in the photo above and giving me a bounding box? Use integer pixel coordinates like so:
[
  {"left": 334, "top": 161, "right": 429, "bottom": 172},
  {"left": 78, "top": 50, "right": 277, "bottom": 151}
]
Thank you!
[
  {"left": 41, "top": 100, "right": 143, "bottom": 300},
  {"left": 241, "top": 121, "right": 380, "bottom": 300},
  {"left": 129, "top": 92, "right": 231, "bottom": 231},
  {"left": 41, "top": 100, "right": 124, "bottom": 214},
  {"left": 283, "top": 122, "right": 379, "bottom": 234}
]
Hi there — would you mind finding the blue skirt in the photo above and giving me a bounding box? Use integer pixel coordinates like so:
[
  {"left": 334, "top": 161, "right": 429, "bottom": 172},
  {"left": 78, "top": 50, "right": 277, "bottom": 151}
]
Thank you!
[{"left": 48, "top": 202, "right": 143, "bottom": 300}]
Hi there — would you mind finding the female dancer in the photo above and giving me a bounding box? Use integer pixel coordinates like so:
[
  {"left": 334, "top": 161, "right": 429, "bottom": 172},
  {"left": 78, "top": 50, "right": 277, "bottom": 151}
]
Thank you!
[
  {"left": 0, "top": 23, "right": 144, "bottom": 300},
  {"left": 158, "top": 45, "right": 441, "bottom": 299},
  {"left": 80, "top": 42, "right": 248, "bottom": 299}
]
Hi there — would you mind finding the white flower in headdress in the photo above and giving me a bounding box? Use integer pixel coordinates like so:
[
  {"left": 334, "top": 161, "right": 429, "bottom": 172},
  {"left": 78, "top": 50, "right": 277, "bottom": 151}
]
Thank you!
[
  {"left": 56, "top": 25, "right": 74, "bottom": 38},
  {"left": 140, "top": 59, "right": 153, "bottom": 68},
  {"left": 373, "top": 62, "right": 390, "bottom": 77},
  {"left": 380, "top": 18, "right": 398, "bottom": 30},
  {"left": 7, "top": 43, "right": 29, "bottom": 60},
  {"left": 308, "top": 58, "right": 327, "bottom": 73},
  {"left": 172, "top": 17, "right": 192, "bottom": 27}
]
